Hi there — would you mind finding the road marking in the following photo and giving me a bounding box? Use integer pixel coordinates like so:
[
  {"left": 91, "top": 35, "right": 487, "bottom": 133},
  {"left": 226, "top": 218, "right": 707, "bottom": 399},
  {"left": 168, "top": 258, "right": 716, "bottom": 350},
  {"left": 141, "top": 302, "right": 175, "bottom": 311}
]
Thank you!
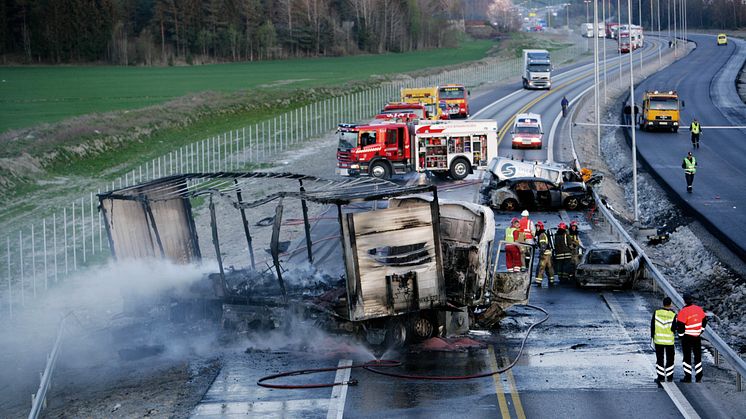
[
  {"left": 602, "top": 293, "right": 701, "bottom": 419},
  {"left": 547, "top": 84, "right": 595, "bottom": 163},
  {"left": 488, "top": 345, "right": 512, "bottom": 418},
  {"left": 326, "top": 359, "right": 352, "bottom": 419},
  {"left": 505, "top": 362, "right": 526, "bottom": 419}
]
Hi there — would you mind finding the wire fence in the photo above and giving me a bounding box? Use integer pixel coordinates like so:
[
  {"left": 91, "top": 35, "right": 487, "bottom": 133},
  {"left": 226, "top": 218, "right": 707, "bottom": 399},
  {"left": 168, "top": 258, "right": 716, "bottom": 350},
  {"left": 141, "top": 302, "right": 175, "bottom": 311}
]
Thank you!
[{"left": 0, "top": 42, "right": 587, "bottom": 318}]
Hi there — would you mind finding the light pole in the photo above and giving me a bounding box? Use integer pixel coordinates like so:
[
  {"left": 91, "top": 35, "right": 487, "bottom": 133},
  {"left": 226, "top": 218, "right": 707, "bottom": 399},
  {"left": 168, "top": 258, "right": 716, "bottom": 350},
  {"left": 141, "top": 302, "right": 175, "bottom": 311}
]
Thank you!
[
  {"left": 594, "top": 0, "right": 600, "bottom": 152},
  {"left": 585, "top": 0, "right": 591, "bottom": 22},
  {"left": 618, "top": 0, "right": 623, "bottom": 88},
  {"left": 627, "top": 0, "right": 639, "bottom": 222},
  {"left": 602, "top": 0, "right": 607, "bottom": 103},
  {"left": 639, "top": 0, "right": 643, "bottom": 72}
]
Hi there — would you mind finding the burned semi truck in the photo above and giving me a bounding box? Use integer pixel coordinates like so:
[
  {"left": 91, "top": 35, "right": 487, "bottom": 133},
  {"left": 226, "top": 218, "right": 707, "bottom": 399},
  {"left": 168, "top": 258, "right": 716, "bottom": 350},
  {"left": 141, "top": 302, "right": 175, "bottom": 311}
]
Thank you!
[{"left": 98, "top": 173, "right": 533, "bottom": 345}]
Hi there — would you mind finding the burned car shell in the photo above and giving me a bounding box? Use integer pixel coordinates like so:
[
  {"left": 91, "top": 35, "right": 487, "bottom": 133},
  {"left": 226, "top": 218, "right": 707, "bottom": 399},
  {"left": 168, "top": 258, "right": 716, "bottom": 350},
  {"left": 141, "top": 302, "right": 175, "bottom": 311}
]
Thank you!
[
  {"left": 481, "top": 177, "right": 589, "bottom": 211},
  {"left": 575, "top": 242, "right": 643, "bottom": 289}
]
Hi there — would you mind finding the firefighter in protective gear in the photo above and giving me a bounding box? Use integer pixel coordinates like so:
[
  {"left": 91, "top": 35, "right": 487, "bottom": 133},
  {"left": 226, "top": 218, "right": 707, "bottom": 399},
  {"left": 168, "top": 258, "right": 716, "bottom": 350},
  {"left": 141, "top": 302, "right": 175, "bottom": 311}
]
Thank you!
[
  {"left": 676, "top": 293, "right": 708, "bottom": 382},
  {"left": 505, "top": 218, "right": 522, "bottom": 272},
  {"left": 651, "top": 296, "right": 676, "bottom": 382},
  {"left": 682, "top": 152, "right": 697, "bottom": 193},
  {"left": 553, "top": 222, "right": 573, "bottom": 283},
  {"left": 534, "top": 221, "right": 555, "bottom": 286},
  {"left": 568, "top": 221, "right": 582, "bottom": 279},
  {"left": 518, "top": 210, "right": 535, "bottom": 271},
  {"left": 690, "top": 118, "right": 701, "bottom": 149}
]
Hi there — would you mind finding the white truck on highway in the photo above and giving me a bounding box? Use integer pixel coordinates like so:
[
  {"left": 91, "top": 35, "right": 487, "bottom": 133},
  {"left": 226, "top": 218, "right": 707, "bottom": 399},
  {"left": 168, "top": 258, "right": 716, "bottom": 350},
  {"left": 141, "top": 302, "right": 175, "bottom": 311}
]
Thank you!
[{"left": 522, "top": 49, "right": 552, "bottom": 90}]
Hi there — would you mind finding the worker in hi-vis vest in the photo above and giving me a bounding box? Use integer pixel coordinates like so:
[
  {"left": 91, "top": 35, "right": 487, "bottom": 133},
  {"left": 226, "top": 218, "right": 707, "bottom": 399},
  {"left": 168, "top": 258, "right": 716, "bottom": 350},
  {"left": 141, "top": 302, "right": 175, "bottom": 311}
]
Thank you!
[{"left": 651, "top": 296, "right": 676, "bottom": 383}]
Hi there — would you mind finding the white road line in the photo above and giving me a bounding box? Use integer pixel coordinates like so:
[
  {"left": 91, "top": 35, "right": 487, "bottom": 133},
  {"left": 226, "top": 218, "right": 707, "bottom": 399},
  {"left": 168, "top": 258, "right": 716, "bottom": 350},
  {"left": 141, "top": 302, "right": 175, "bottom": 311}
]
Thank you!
[
  {"left": 602, "top": 293, "right": 701, "bottom": 419},
  {"left": 327, "top": 359, "right": 352, "bottom": 419},
  {"left": 547, "top": 84, "right": 594, "bottom": 164}
]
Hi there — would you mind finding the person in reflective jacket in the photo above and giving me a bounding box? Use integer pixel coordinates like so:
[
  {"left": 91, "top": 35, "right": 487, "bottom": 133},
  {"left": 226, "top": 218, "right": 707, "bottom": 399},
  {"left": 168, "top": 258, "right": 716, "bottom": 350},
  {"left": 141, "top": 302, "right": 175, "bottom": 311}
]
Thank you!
[
  {"left": 676, "top": 293, "right": 708, "bottom": 382},
  {"left": 553, "top": 222, "right": 573, "bottom": 283},
  {"left": 682, "top": 152, "right": 697, "bottom": 193},
  {"left": 651, "top": 296, "right": 676, "bottom": 383}
]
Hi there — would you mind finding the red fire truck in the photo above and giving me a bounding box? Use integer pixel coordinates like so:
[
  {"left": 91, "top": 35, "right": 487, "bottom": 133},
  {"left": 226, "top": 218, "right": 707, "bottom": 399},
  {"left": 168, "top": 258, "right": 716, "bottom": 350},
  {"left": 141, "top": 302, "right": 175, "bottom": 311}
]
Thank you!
[
  {"left": 373, "top": 102, "right": 431, "bottom": 123},
  {"left": 336, "top": 120, "right": 497, "bottom": 180},
  {"left": 437, "top": 84, "right": 470, "bottom": 119}
]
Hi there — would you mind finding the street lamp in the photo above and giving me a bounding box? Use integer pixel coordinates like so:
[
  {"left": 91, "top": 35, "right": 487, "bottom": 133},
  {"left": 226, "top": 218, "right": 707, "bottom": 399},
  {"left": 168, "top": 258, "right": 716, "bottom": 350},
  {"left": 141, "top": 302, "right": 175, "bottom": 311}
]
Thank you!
[{"left": 585, "top": 0, "right": 591, "bottom": 22}]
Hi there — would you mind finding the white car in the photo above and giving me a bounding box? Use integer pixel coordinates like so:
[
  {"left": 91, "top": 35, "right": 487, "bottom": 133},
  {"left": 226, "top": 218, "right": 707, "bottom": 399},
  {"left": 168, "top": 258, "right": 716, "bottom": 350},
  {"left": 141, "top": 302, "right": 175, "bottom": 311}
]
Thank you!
[{"left": 511, "top": 113, "right": 543, "bottom": 149}]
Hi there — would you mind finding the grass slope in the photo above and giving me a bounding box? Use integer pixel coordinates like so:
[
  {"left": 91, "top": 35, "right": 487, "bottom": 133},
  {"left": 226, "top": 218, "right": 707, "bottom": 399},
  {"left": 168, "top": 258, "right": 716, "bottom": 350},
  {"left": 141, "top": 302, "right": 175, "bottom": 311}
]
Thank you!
[{"left": 0, "top": 41, "right": 493, "bottom": 132}]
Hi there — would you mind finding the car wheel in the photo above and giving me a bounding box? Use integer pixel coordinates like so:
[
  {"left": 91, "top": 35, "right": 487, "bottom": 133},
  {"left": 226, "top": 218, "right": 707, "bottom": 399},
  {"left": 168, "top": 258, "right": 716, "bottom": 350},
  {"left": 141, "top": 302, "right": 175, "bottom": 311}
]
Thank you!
[
  {"left": 369, "top": 161, "right": 391, "bottom": 180},
  {"left": 501, "top": 198, "right": 519, "bottom": 211},
  {"left": 564, "top": 197, "right": 580, "bottom": 210},
  {"left": 449, "top": 158, "right": 470, "bottom": 180},
  {"left": 411, "top": 315, "right": 435, "bottom": 341}
]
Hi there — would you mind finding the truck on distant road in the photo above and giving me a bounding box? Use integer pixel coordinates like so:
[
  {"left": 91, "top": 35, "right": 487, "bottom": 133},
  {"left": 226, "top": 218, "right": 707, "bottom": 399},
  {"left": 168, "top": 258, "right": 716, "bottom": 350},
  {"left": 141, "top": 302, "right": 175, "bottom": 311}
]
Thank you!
[
  {"left": 522, "top": 49, "right": 552, "bottom": 90},
  {"left": 336, "top": 120, "right": 498, "bottom": 180},
  {"left": 618, "top": 24, "right": 643, "bottom": 53},
  {"left": 400, "top": 85, "right": 470, "bottom": 120}
]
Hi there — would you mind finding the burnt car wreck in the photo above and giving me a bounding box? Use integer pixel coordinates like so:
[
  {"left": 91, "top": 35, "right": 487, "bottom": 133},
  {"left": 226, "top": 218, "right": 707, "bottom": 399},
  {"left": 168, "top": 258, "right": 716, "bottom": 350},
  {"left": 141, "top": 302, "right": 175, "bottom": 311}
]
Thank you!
[{"left": 98, "top": 172, "right": 533, "bottom": 346}]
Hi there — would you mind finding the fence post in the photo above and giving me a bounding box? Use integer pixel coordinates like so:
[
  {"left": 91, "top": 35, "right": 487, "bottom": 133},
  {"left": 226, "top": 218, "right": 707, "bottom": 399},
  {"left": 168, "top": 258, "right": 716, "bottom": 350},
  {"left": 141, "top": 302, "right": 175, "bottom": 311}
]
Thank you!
[
  {"left": 7, "top": 237, "right": 11, "bottom": 317},
  {"left": 32, "top": 224, "right": 36, "bottom": 297},
  {"left": 81, "top": 197, "right": 86, "bottom": 263},
  {"left": 43, "top": 219, "right": 48, "bottom": 291},
  {"left": 72, "top": 202, "right": 77, "bottom": 271},
  {"left": 53, "top": 213, "right": 58, "bottom": 282},
  {"left": 19, "top": 230, "right": 24, "bottom": 306}
]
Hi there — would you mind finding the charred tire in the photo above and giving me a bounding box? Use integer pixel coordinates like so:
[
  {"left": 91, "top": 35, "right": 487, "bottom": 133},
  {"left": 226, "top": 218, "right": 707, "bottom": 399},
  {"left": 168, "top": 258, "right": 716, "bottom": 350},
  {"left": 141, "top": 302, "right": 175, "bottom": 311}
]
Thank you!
[
  {"left": 501, "top": 198, "right": 519, "bottom": 211},
  {"left": 449, "top": 158, "right": 470, "bottom": 180},
  {"left": 411, "top": 316, "right": 435, "bottom": 341},
  {"left": 564, "top": 197, "right": 580, "bottom": 210},
  {"left": 369, "top": 161, "right": 391, "bottom": 180},
  {"left": 384, "top": 320, "right": 408, "bottom": 347}
]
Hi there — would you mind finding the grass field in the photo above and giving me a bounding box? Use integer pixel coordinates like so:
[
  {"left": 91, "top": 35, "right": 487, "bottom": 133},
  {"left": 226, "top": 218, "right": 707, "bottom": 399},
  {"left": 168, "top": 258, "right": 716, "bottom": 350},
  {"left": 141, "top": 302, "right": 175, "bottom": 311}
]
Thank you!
[{"left": 0, "top": 40, "right": 494, "bottom": 133}]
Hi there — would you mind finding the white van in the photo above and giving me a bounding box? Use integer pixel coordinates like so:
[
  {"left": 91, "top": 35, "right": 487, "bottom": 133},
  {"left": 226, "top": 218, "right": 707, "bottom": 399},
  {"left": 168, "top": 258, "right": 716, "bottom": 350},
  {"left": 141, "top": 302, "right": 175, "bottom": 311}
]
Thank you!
[{"left": 511, "top": 113, "right": 543, "bottom": 149}]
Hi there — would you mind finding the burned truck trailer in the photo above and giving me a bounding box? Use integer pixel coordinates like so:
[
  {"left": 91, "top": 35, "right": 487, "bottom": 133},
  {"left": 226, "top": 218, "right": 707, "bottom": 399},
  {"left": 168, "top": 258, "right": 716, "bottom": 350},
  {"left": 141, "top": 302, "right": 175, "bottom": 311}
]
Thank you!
[{"left": 98, "top": 173, "right": 530, "bottom": 345}]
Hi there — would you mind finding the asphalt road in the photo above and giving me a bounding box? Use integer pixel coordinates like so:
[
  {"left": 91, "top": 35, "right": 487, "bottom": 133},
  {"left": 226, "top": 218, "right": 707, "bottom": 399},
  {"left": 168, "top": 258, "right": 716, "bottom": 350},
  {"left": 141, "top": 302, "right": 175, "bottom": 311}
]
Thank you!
[
  {"left": 189, "top": 38, "right": 740, "bottom": 418},
  {"left": 629, "top": 34, "right": 746, "bottom": 260}
]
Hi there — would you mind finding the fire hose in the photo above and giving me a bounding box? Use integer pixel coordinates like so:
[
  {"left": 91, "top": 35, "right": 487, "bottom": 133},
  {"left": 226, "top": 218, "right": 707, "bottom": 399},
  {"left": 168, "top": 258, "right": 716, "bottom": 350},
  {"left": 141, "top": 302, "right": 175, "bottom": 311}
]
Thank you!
[{"left": 256, "top": 304, "right": 549, "bottom": 389}]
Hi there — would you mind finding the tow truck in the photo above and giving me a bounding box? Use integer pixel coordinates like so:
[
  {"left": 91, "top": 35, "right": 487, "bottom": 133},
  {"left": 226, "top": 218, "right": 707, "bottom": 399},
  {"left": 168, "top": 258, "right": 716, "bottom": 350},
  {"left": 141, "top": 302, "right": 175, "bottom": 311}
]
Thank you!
[
  {"left": 336, "top": 120, "right": 498, "bottom": 180},
  {"left": 639, "top": 90, "right": 682, "bottom": 132}
]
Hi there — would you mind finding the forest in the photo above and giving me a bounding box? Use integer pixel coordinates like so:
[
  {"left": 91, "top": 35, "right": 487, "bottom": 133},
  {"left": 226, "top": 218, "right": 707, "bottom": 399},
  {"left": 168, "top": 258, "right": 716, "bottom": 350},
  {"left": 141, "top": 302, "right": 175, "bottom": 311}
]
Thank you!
[{"left": 0, "top": 0, "right": 472, "bottom": 65}]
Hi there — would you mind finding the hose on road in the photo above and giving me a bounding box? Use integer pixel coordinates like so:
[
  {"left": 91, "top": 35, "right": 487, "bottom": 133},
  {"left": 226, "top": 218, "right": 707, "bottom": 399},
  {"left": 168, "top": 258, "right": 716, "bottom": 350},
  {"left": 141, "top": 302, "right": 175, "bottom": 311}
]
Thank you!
[{"left": 256, "top": 304, "right": 549, "bottom": 388}]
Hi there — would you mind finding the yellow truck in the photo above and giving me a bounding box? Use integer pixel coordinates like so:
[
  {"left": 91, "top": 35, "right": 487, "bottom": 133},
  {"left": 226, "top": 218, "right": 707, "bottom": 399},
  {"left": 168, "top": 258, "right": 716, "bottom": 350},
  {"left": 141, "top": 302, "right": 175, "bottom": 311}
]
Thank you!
[
  {"left": 400, "top": 87, "right": 445, "bottom": 120},
  {"left": 639, "top": 90, "right": 682, "bottom": 132}
]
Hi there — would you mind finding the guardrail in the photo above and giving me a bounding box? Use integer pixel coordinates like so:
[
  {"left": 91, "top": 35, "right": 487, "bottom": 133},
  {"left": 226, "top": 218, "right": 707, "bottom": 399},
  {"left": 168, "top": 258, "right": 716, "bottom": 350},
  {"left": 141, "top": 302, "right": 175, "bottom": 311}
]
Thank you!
[
  {"left": 590, "top": 190, "right": 745, "bottom": 391},
  {"left": 28, "top": 316, "right": 66, "bottom": 418}
]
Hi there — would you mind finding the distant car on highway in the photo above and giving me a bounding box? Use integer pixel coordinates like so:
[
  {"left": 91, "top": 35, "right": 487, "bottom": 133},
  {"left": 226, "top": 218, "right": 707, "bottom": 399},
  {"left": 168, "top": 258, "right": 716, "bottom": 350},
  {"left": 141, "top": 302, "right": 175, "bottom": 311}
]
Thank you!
[
  {"left": 717, "top": 34, "right": 727, "bottom": 46},
  {"left": 480, "top": 177, "right": 589, "bottom": 211},
  {"left": 511, "top": 113, "right": 543, "bottom": 149},
  {"left": 574, "top": 242, "right": 643, "bottom": 289}
]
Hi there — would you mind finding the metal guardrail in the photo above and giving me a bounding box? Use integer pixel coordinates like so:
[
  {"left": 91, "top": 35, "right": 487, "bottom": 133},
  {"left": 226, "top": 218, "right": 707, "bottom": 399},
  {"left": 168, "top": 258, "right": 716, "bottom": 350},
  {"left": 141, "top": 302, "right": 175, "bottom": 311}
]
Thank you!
[
  {"left": 28, "top": 317, "right": 66, "bottom": 419},
  {"left": 592, "top": 190, "right": 745, "bottom": 391}
]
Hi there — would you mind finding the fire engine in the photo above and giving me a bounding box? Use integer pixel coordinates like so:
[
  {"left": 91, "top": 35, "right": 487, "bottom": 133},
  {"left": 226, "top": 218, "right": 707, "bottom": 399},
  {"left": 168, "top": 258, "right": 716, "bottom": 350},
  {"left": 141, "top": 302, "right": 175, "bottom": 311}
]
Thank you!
[
  {"left": 400, "top": 87, "right": 446, "bottom": 120},
  {"left": 373, "top": 102, "right": 430, "bottom": 123},
  {"left": 437, "top": 84, "right": 470, "bottom": 119},
  {"left": 336, "top": 120, "right": 498, "bottom": 180},
  {"left": 618, "top": 25, "right": 643, "bottom": 53}
]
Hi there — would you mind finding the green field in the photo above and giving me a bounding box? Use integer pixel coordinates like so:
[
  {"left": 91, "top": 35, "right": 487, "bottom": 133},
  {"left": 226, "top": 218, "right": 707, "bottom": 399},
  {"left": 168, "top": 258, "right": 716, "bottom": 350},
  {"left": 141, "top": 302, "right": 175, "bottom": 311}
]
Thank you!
[{"left": 0, "top": 40, "right": 494, "bottom": 133}]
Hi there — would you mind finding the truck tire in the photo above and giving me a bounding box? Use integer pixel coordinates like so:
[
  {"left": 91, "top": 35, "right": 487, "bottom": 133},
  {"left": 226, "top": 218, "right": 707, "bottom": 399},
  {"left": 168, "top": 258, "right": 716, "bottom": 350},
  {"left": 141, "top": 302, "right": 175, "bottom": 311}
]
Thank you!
[
  {"left": 369, "top": 161, "right": 391, "bottom": 180},
  {"left": 449, "top": 158, "right": 470, "bottom": 180},
  {"left": 564, "top": 197, "right": 580, "bottom": 210},
  {"left": 501, "top": 198, "right": 519, "bottom": 211}
]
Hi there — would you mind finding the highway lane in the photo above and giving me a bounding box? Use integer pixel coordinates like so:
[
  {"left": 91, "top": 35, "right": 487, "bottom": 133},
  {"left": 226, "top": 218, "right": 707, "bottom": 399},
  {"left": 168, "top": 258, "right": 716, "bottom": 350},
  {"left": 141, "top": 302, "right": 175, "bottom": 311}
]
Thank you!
[
  {"left": 191, "top": 38, "right": 708, "bottom": 418},
  {"left": 629, "top": 33, "right": 746, "bottom": 260}
]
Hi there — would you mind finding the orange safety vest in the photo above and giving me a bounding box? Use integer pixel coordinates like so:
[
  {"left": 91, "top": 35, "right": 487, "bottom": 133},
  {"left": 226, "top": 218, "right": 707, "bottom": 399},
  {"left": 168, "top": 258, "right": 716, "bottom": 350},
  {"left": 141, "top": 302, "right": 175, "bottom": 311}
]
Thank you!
[
  {"left": 677, "top": 304, "right": 706, "bottom": 337},
  {"left": 519, "top": 218, "right": 534, "bottom": 240}
]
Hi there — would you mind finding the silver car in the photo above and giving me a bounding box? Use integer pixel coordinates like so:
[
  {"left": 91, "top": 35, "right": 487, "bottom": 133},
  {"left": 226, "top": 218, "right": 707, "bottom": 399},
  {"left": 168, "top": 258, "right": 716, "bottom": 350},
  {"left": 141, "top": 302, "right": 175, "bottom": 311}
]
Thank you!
[{"left": 574, "top": 242, "right": 643, "bottom": 289}]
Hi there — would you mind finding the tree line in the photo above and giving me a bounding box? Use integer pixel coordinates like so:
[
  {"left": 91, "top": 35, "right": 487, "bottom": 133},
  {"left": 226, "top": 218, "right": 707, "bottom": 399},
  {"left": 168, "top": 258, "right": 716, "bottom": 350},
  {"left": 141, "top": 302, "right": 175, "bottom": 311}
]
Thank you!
[{"left": 0, "top": 0, "right": 470, "bottom": 65}]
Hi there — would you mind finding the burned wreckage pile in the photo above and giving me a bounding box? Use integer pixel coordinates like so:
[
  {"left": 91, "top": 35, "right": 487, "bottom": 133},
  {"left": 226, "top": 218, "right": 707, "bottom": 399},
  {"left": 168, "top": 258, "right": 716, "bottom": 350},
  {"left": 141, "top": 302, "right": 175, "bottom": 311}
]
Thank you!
[{"left": 98, "top": 172, "right": 534, "bottom": 346}]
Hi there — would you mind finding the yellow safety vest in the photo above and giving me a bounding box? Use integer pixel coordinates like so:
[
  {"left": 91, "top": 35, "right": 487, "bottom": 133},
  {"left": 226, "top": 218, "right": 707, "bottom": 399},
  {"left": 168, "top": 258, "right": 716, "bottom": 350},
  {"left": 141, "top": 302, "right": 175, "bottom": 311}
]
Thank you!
[
  {"left": 683, "top": 157, "right": 696, "bottom": 174},
  {"left": 653, "top": 308, "right": 676, "bottom": 345},
  {"left": 505, "top": 227, "right": 516, "bottom": 243},
  {"left": 691, "top": 122, "right": 700, "bottom": 134}
]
